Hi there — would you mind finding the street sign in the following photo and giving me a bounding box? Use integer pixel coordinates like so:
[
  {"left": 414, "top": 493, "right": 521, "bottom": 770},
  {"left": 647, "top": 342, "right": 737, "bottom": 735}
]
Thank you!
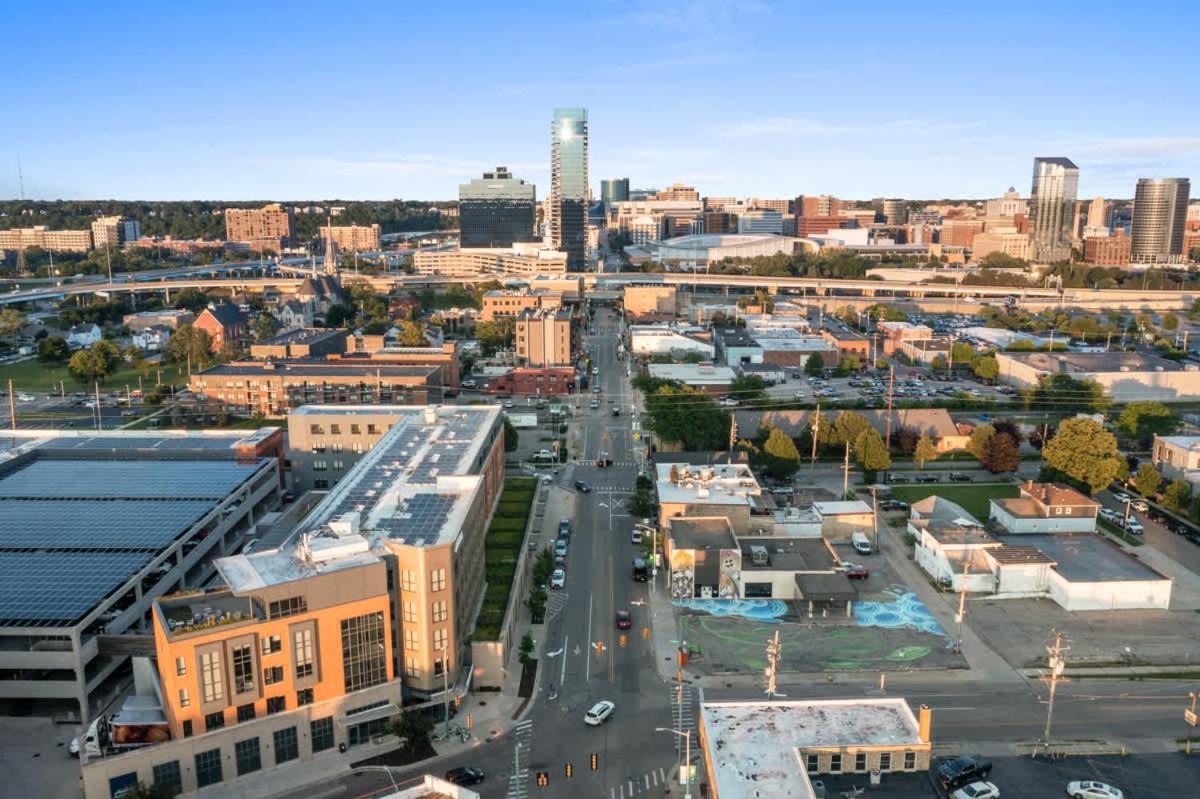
[{"left": 1186, "top": 708, "right": 1198, "bottom": 726}]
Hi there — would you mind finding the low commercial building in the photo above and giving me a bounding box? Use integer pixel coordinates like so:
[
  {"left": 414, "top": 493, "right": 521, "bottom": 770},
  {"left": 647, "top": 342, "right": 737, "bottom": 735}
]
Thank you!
[
  {"left": 959, "top": 326, "right": 1053, "bottom": 350},
  {"left": 515, "top": 308, "right": 574, "bottom": 368},
  {"left": 412, "top": 244, "right": 568, "bottom": 276},
  {"left": 995, "top": 350, "right": 1200, "bottom": 401},
  {"left": 988, "top": 481, "right": 1099, "bottom": 534},
  {"left": 623, "top": 284, "right": 678, "bottom": 320},
  {"left": 249, "top": 328, "right": 349, "bottom": 360},
  {"left": 899, "top": 336, "right": 952, "bottom": 366},
  {"left": 123, "top": 309, "right": 195, "bottom": 332},
  {"left": 0, "top": 429, "right": 282, "bottom": 724},
  {"left": 480, "top": 288, "right": 563, "bottom": 322},
  {"left": 664, "top": 517, "right": 742, "bottom": 600},
  {"left": 820, "top": 323, "right": 871, "bottom": 361},
  {"left": 81, "top": 406, "right": 505, "bottom": 799},
  {"left": 646, "top": 363, "right": 736, "bottom": 396},
  {"left": 630, "top": 325, "right": 714, "bottom": 359},
  {"left": 876, "top": 321, "right": 932, "bottom": 355},
  {"left": 739, "top": 536, "right": 854, "bottom": 608},
  {"left": 1152, "top": 434, "right": 1200, "bottom": 485},
  {"left": 190, "top": 361, "right": 442, "bottom": 416},
  {"left": 717, "top": 327, "right": 838, "bottom": 368},
  {"left": 812, "top": 500, "right": 875, "bottom": 541},
  {"left": 487, "top": 367, "right": 574, "bottom": 397},
  {"left": 656, "top": 462, "right": 771, "bottom": 535},
  {"left": 627, "top": 233, "right": 806, "bottom": 267},
  {"left": 699, "top": 699, "right": 933, "bottom": 799}
]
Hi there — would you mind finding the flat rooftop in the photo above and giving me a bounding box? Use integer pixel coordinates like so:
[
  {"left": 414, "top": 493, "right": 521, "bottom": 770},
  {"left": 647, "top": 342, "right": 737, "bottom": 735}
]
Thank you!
[
  {"left": 1001, "top": 350, "right": 1187, "bottom": 373},
  {"left": 995, "top": 533, "right": 1166, "bottom": 583},
  {"left": 0, "top": 443, "right": 273, "bottom": 628},
  {"left": 200, "top": 361, "right": 439, "bottom": 379},
  {"left": 667, "top": 517, "right": 737, "bottom": 551},
  {"left": 218, "top": 405, "right": 500, "bottom": 592},
  {"left": 646, "top": 363, "right": 736, "bottom": 385},
  {"left": 258, "top": 327, "right": 345, "bottom": 346},
  {"left": 656, "top": 462, "right": 761, "bottom": 507},
  {"left": 739, "top": 537, "right": 839, "bottom": 572},
  {"left": 701, "top": 699, "right": 925, "bottom": 799}
]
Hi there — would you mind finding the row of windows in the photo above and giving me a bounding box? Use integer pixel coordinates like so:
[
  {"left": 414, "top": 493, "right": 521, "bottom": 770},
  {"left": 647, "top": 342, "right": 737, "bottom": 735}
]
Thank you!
[
  {"left": 805, "top": 751, "right": 916, "bottom": 774},
  {"left": 311, "top": 460, "right": 348, "bottom": 471},
  {"left": 180, "top": 628, "right": 316, "bottom": 719},
  {"left": 169, "top": 717, "right": 337, "bottom": 788},
  {"left": 268, "top": 596, "right": 308, "bottom": 619},
  {"left": 199, "top": 693, "right": 304, "bottom": 733},
  {"left": 401, "top": 600, "right": 448, "bottom": 624},
  {"left": 309, "top": 423, "right": 380, "bottom": 435}
]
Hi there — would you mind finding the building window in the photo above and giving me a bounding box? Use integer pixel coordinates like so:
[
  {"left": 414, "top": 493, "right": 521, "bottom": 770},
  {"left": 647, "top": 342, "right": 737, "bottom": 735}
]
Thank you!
[
  {"left": 401, "top": 570, "right": 417, "bottom": 592},
  {"left": 367, "top": 424, "right": 378, "bottom": 435},
  {"left": 152, "top": 760, "right": 182, "bottom": 797},
  {"left": 350, "top": 424, "right": 361, "bottom": 435},
  {"left": 232, "top": 645, "right": 255, "bottom": 694},
  {"left": 330, "top": 424, "right": 341, "bottom": 435},
  {"left": 404, "top": 629, "right": 418, "bottom": 651},
  {"left": 903, "top": 751, "right": 915, "bottom": 770},
  {"left": 313, "top": 460, "right": 327, "bottom": 471},
  {"left": 314, "top": 479, "right": 328, "bottom": 489},
  {"left": 175, "top": 656, "right": 186, "bottom": 677},
  {"left": 432, "top": 601, "right": 448, "bottom": 623},
  {"left": 806, "top": 754, "right": 819, "bottom": 774},
  {"left": 269, "top": 596, "right": 308, "bottom": 619},
  {"left": 830, "top": 754, "right": 842, "bottom": 773},
  {"left": 431, "top": 568, "right": 447, "bottom": 592},
  {"left": 274, "top": 726, "right": 300, "bottom": 764},
  {"left": 236, "top": 703, "right": 256, "bottom": 723},
  {"left": 264, "top": 665, "right": 284, "bottom": 685},
  {"left": 405, "top": 660, "right": 421, "bottom": 678},
  {"left": 433, "top": 628, "right": 447, "bottom": 652},
  {"left": 267, "top": 696, "right": 286, "bottom": 715},
  {"left": 294, "top": 628, "right": 315, "bottom": 679},
  {"left": 879, "top": 752, "right": 892, "bottom": 771},
  {"left": 297, "top": 688, "right": 314, "bottom": 706},
  {"left": 204, "top": 711, "right": 224, "bottom": 732},
  {"left": 182, "top": 720, "right": 193, "bottom": 738},
  {"left": 855, "top": 753, "right": 867, "bottom": 771},
  {"left": 341, "top": 612, "right": 388, "bottom": 692},
  {"left": 311, "top": 717, "right": 335, "bottom": 752},
  {"left": 348, "top": 717, "right": 389, "bottom": 746},
  {"left": 195, "top": 748, "right": 223, "bottom": 789},
  {"left": 178, "top": 688, "right": 190, "bottom": 708},
  {"left": 333, "top": 460, "right": 344, "bottom": 470},
  {"left": 235, "top": 737, "right": 262, "bottom": 776},
  {"left": 309, "top": 424, "right": 324, "bottom": 435},
  {"left": 403, "top": 601, "right": 417, "bottom": 623},
  {"left": 199, "top": 650, "right": 224, "bottom": 703},
  {"left": 262, "top": 635, "right": 281, "bottom": 655}
]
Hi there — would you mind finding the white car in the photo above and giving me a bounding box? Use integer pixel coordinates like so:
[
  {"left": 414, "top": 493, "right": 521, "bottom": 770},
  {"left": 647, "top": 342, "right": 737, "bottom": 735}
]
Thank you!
[
  {"left": 1130, "top": 499, "right": 1149, "bottom": 513},
  {"left": 952, "top": 782, "right": 999, "bottom": 799},
  {"left": 720, "top": 397, "right": 739, "bottom": 407},
  {"left": 16, "top": 393, "right": 35, "bottom": 402},
  {"left": 584, "top": 700, "right": 615, "bottom": 726},
  {"left": 550, "top": 569, "right": 566, "bottom": 589},
  {"left": 631, "top": 529, "right": 642, "bottom": 544},
  {"left": 793, "top": 390, "right": 807, "bottom": 399},
  {"left": 1066, "top": 782, "right": 1122, "bottom": 799},
  {"left": 1111, "top": 491, "right": 1131, "bottom": 504}
]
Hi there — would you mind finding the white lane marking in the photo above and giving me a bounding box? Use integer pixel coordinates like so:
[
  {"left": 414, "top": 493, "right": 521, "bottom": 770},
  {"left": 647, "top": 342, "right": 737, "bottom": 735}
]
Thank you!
[
  {"left": 585, "top": 594, "right": 593, "bottom": 683},
  {"left": 560, "top": 634, "right": 568, "bottom": 685}
]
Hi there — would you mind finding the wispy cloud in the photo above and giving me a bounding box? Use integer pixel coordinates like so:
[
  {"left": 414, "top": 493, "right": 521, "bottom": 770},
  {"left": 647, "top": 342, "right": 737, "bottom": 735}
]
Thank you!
[
  {"left": 714, "top": 117, "right": 983, "bottom": 138},
  {"left": 1070, "top": 137, "right": 1200, "bottom": 161},
  {"left": 619, "top": 0, "right": 770, "bottom": 34}
]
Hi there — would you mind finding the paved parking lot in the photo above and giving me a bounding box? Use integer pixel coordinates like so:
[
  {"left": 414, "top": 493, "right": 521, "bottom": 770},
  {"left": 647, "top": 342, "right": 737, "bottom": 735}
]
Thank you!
[{"left": 761, "top": 371, "right": 1009, "bottom": 406}]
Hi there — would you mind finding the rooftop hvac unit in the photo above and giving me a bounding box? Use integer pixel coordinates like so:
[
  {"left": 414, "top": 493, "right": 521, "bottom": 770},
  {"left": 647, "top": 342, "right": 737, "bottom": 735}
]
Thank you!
[{"left": 750, "top": 545, "right": 769, "bottom": 566}]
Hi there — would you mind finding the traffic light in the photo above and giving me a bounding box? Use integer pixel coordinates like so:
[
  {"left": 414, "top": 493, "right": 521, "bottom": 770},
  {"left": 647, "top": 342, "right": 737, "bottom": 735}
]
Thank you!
[
  {"left": 565, "top": 762, "right": 574, "bottom": 779},
  {"left": 642, "top": 626, "right": 650, "bottom": 640},
  {"left": 595, "top": 640, "right": 605, "bottom": 656},
  {"left": 619, "top": 634, "right": 627, "bottom": 648},
  {"left": 465, "top": 712, "right": 473, "bottom": 731},
  {"left": 590, "top": 752, "right": 599, "bottom": 771},
  {"left": 536, "top": 771, "right": 550, "bottom": 787}
]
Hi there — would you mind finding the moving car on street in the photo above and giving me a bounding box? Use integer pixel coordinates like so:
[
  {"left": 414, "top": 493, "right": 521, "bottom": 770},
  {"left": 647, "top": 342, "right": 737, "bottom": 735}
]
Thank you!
[
  {"left": 573, "top": 480, "right": 591, "bottom": 493},
  {"left": 584, "top": 700, "right": 615, "bottom": 726},
  {"left": 615, "top": 610, "right": 632, "bottom": 629},
  {"left": 444, "top": 767, "right": 486, "bottom": 786},
  {"left": 1066, "top": 781, "right": 1122, "bottom": 799}
]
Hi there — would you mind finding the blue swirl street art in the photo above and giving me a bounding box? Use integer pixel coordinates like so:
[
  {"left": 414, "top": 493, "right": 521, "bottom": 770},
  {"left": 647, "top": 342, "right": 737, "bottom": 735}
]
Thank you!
[
  {"left": 854, "top": 587, "right": 946, "bottom": 638},
  {"left": 673, "top": 598, "right": 788, "bottom": 622}
]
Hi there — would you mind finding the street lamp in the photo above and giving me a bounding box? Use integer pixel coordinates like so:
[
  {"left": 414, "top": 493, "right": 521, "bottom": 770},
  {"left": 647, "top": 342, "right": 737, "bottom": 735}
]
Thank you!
[{"left": 655, "top": 727, "right": 693, "bottom": 799}]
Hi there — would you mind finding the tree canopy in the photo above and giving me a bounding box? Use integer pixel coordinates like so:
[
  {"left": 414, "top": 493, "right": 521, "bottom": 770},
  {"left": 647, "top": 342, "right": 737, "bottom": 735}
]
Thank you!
[
  {"left": 641, "top": 384, "right": 729, "bottom": 451},
  {"left": 1041, "top": 418, "right": 1122, "bottom": 494},
  {"left": 1116, "top": 401, "right": 1180, "bottom": 447}
]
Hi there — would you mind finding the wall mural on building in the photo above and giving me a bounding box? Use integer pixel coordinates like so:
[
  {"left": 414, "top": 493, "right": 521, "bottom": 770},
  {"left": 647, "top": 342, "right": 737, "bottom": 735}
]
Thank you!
[
  {"left": 670, "top": 549, "right": 695, "bottom": 600},
  {"left": 718, "top": 548, "right": 741, "bottom": 599}
]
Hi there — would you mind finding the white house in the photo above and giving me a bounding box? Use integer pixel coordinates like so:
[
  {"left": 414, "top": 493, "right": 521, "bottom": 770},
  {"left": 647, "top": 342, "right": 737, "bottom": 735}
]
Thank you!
[
  {"left": 66, "top": 323, "right": 102, "bottom": 348},
  {"left": 1152, "top": 435, "right": 1200, "bottom": 486},
  {"left": 131, "top": 325, "right": 171, "bottom": 352},
  {"left": 272, "top": 299, "right": 314, "bottom": 331},
  {"left": 989, "top": 482, "right": 1099, "bottom": 534}
]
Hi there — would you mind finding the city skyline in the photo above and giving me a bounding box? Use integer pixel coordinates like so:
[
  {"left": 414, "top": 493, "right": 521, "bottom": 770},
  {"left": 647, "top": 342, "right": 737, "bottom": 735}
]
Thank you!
[{"left": 3, "top": 1, "right": 1198, "bottom": 201}]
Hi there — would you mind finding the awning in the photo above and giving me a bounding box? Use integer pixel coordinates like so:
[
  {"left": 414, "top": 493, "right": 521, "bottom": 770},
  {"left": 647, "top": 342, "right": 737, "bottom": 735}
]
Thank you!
[
  {"left": 335, "top": 702, "right": 399, "bottom": 726},
  {"left": 794, "top": 572, "right": 858, "bottom": 602}
]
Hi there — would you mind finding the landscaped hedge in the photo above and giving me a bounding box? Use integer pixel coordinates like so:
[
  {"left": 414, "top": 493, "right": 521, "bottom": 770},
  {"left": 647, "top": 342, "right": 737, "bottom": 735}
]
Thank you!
[{"left": 474, "top": 478, "right": 538, "bottom": 642}]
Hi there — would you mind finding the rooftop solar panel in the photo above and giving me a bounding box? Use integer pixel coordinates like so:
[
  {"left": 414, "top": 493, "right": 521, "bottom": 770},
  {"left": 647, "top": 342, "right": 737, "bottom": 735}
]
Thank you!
[
  {"left": 0, "top": 551, "right": 153, "bottom": 625},
  {"left": 59, "top": 436, "right": 236, "bottom": 451},
  {"left": 0, "top": 459, "right": 261, "bottom": 499},
  {"left": 0, "top": 500, "right": 214, "bottom": 550}
]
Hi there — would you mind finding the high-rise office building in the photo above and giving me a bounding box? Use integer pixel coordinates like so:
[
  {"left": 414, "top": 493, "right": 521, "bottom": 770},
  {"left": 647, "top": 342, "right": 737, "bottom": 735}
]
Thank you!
[
  {"left": 881, "top": 199, "right": 908, "bottom": 225},
  {"left": 1087, "top": 196, "right": 1108, "bottom": 230},
  {"left": 458, "top": 166, "right": 537, "bottom": 248},
  {"left": 91, "top": 216, "right": 140, "bottom": 249},
  {"left": 601, "top": 178, "right": 630, "bottom": 209},
  {"left": 1131, "top": 178, "right": 1191, "bottom": 262},
  {"left": 550, "top": 107, "right": 588, "bottom": 271},
  {"left": 225, "top": 204, "right": 295, "bottom": 253},
  {"left": 795, "top": 195, "right": 840, "bottom": 217},
  {"left": 655, "top": 183, "right": 700, "bottom": 201},
  {"left": 1028, "top": 157, "right": 1079, "bottom": 262}
]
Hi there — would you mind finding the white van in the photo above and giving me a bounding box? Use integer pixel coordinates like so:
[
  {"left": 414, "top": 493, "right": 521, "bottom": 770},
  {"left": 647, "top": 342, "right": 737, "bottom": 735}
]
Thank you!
[{"left": 851, "top": 532, "right": 872, "bottom": 555}]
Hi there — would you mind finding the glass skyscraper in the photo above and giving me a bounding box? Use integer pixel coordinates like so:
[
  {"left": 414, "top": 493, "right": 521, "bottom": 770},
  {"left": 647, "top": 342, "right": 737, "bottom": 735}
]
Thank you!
[
  {"left": 458, "top": 166, "right": 536, "bottom": 248},
  {"left": 1028, "top": 157, "right": 1079, "bottom": 263},
  {"left": 1131, "top": 178, "right": 1190, "bottom": 262},
  {"left": 601, "top": 177, "right": 630, "bottom": 210},
  {"left": 551, "top": 107, "right": 588, "bottom": 271}
]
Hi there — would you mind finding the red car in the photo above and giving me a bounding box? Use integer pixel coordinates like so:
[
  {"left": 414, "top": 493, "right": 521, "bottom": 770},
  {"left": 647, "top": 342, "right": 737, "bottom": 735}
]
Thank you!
[
  {"left": 615, "top": 610, "right": 632, "bottom": 630},
  {"left": 843, "top": 564, "right": 870, "bottom": 580}
]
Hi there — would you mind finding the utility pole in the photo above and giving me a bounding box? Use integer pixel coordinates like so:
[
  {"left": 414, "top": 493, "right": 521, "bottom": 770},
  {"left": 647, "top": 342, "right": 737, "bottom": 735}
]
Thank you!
[
  {"left": 810, "top": 404, "right": 821, "bottom": 471},
  {"left": 1042, "top": 630, "right": 1068, "bottom": 748},
  {"left": 7, "top": 380, "right": 15, "bottom": 432},
  {"left": 885, "top": 365, "right": 895, "bottom": 449},
  {"left": 1186, "top": 692, "right": 1198, "bottom": 756},
  {"left": 954, "top": 559, "right": 970, "bottom": 654},
  {"left": 842, "top": 440, "right": 851, "bottom": 498},
  {"left": 94, "top": 381, "right": 102, "bottom": 431},
  {"left": 764, "top": 630, "right": 783, "bottom": 702}
]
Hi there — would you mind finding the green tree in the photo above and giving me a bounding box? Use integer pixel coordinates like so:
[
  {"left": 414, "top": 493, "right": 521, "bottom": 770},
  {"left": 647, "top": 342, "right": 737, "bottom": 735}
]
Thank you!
[
  {"left": 395, "top": 320, "right": 429, "bottom": 347},
  {"left": 854, "top": 428, "right": 892, "bottom": 472},
  {"left": 37, "top": 335, "right": 70, "bottom": 363},
  {"left": 730, "top": 374, "right": 766, "bottom": 402},
  {"left": 67, "top": 340, "right": 121, "bottom": 384},
  {"left": 828, "top": 411, "right": 873, "bottom": 449},
  {"left": 836, "top": 354, "right": 862, "bottom": 375},
  {"left": 165, "top": 325, "right": 214, "bottom": 371},
  {"left": 1132, "top": 463, "right": 1162, "bottom": 497},
  {"left": 1116, "top": 401, "right": 1180, "bottom": 447},
  {"left": 251, "top": 313, "right": 278, "bottom": 342},
  {"left": 1029, "top": 373, "right": 1108, "bottom": 413},
  {"left": 1162, "top": 479, "right": 1192, "bottom": 512},
  {"left": 518, "top": 632, "right": 535, "bottom": 666},
  {"left": 930, "top": 354, "right": 948, "bottom": 370},
  {"left": 761, "top": 426, "right": 801, "bottom": 478},
  {"left": 0, "top": 308, "right": 25, "bottom": 337},
  {"left": 971, "top": 354, "right": 999, "bottom": 382},
  {"left": 915, "top": 434, "right": 937, "bottom": 468},
  {"left": 967, "top": 423, "right": 995, "bottom": 460},
  {"left": 390, "top": 709, "right": 434, "bottom": 754},
  {"left": 172, "top": 287, "right": 209, "bottom": 312},
  {"left": 475, "top": 319, "right": 515, "bottom": 354},
  {"left": 323, "top": 303, "right": 355, "bottom": 328},
  {"left": 950, "top": 341, "right": 976, "bottom": 366},
  {"left": 641, "top": 385, "right": 729, "bottom": 451},
  {"left": 1162, "top": 312, "right": 1180, "bottom": 332},
  {"left": 503, "top": 417, "right": 519, "bottom": 452},
  {"left": 1041, "top": 417, "right": 1122, "bottom": 494},
  {"left": 804, "top": 352, "right": 825, "bottom": 377},
  {"left": 979, "top": 432, "right": 1020, "bottom": 473}
]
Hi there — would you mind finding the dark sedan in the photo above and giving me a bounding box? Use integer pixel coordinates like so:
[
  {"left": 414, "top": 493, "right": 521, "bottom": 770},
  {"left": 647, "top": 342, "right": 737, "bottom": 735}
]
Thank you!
[
  {"left": 445, "top": 766, "right": 486, "bottom": 785},
  {"left": 574, "top": 480, "right": 592, "bottom": 493}
]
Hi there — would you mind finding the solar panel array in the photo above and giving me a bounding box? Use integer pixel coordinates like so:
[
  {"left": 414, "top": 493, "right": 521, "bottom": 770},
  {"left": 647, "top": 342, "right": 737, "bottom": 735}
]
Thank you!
[
  {"left": 376, "top": 494, "right": 458, "bottom": 545},
  {"left": 57, "top": 436, "right": 237, "bottom": 452},
  {"left": 0, "top": 551, "right": 154, "bottom": 624},
  {"left": 0, "top": 500, "right": 213, "bottom": 550},
  {"left": 0, "top": 459, "right": 258, "bottom": 499}
]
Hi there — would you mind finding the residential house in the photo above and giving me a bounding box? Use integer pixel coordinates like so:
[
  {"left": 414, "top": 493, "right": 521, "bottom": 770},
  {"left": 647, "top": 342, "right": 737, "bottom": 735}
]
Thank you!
[
  {"left": 66, "top": 323, "right": 102, "bottom": 348},
  {"left": 131, "top": 325, "right": 172, "bottom": 352},
  {"left": 735, "top": 409, "right": 969, "bottom": 453},
  {"left": 989, "top": 481, "right": 1099, "bottom": 534},
  {"left": 194, "top": 304, "right": 249, "bottom": 353},
  {"left": 272, "top": 299, "right": 314, "bottom": 331}
]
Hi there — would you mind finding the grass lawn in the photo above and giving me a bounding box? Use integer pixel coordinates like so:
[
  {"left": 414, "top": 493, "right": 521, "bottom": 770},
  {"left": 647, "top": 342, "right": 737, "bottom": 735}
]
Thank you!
[
  {"left": 474, "top": 477, "right": 537, "bottom": 641},
  {"left": 890, "top": 482, "right": 1020, "bottom": 520},
  {"left": 0, "top": 358, "right": 188, "bottom": 394}
]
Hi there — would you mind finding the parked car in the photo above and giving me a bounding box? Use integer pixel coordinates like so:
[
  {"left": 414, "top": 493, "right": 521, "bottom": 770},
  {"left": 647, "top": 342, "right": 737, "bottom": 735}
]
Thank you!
[
  {"left": 1066, "top": 781, "right": 1122, "bottom": 799},
  {"left": 1123, "top": 519, "right": 1144, "bottom": 535},
  {"left": 936, "top": 755, "right": 993, "bottom": 789},
  {"left": 574, "top": 480, "right": 591, "bottom": 493},
  {"left": 888, "top": 473, "right": 909, "bottom": 483},
  {"left": 584, "top": 700, "right": 615, "bottom": 726},
  {"left": 949, "top": 472, "right": 972, "bottom": 482},
  {"left": 550, "top": 568, "right": 566, "bottom": 589},
  {"left": 558, "top": 519, "right": 571, "bottom": 539},
  {"left": 554, "top": 539, "right": 568, "bottom": 558},
  {"left": 916, "top": 473, "right": 941, "bottom": 483},
  {"left": 952, "top": 781, "right": 999, "bottom": 799},
  {"left": 1130, "top": 499, "right": 1149, "bottom": 513},
  {"left": 719, "top": 397, "right": 740, "bottom": 407},
  {"left": 1099, "top": 507, "right": 1121, "bottom": 522},
  {"left": 880, "top": 499, "right": 909, "bottom": 512},
  {"left": 1111, "top": 491, "right": 1131, "bottom": 504},
  {"left": 842, "top": 563, "right": 869, "bottom": 580},
  {"left": 444, "top": 767, "right": 486, "bottom": 786},
  {"left": 631, "top": 529, "right": 643, "bottom": 545},
  {"left": 615, "top": 610, "right": 632, "bottom": 629}
]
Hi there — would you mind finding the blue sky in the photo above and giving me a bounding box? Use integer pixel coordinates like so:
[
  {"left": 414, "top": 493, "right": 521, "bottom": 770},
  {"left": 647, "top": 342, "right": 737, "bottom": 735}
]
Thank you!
[{"left": 3, "top": 0, "right": 1197, "bottom": 201}]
